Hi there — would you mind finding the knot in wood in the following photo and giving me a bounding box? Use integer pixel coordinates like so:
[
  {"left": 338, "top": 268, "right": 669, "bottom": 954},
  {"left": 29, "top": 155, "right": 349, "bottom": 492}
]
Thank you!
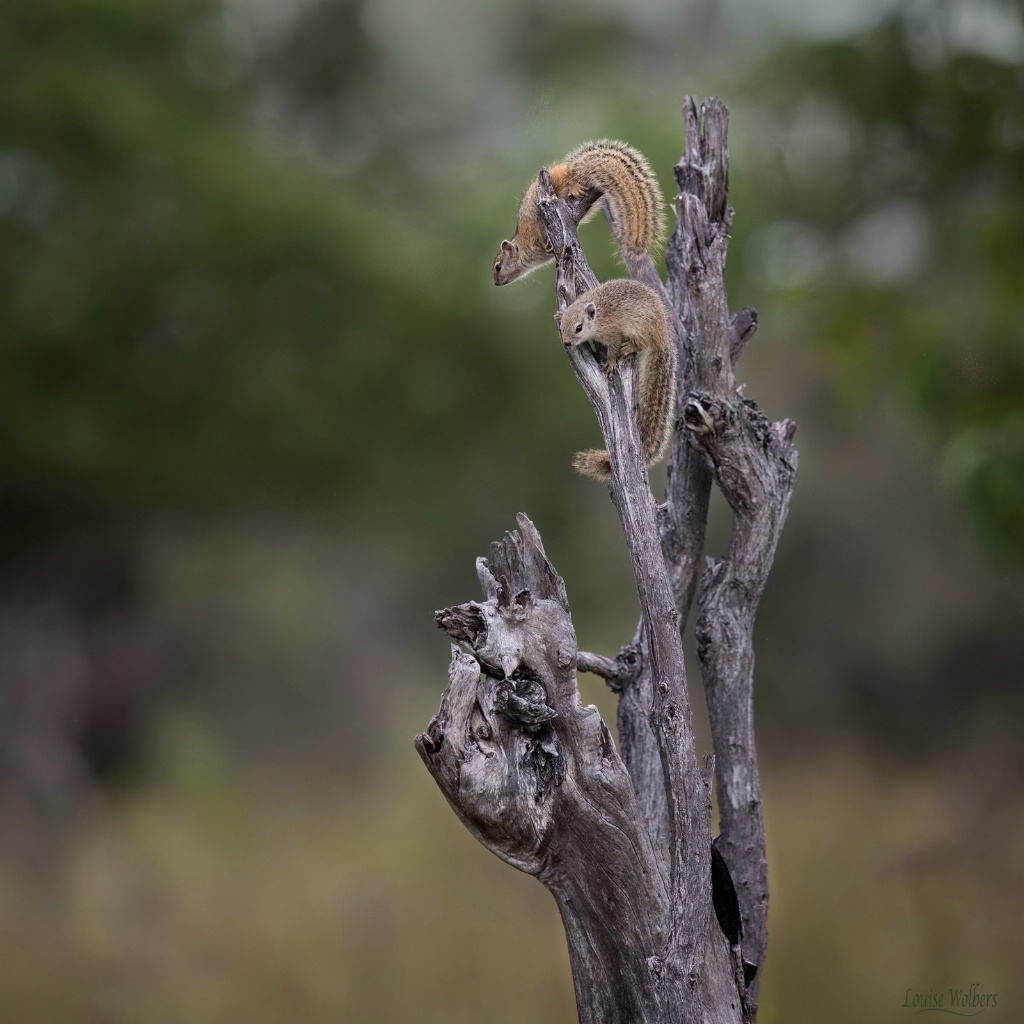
[
  {"left": 618, "top": 643, "right": 642, "bottom": 670},
  {"left": 682, "top": 397, "right": 716, "bottom": 438},
  {"left": 494, "top": 677, "right": 557, "bottom": 730},
  {"left": 610, "top": 643, "right": 642, "bottom": 693},
  {"left": 646, "top": 955, "right": 666, "bottom": 983},
  {"left": 522, "top": 728, "right": 565, "bottom": 800}
]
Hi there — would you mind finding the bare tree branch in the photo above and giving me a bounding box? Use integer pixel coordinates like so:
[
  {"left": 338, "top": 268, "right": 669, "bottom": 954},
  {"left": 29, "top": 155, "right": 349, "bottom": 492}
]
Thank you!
[
  {"left": 689, "top": 398, "right": 797, "bottom": 1003},
  {"left": 576, "top": 645, "right": 642, "bottom": 691},
  {"left": 535, "top": 175, "right": 714, "bottom": 1005}
]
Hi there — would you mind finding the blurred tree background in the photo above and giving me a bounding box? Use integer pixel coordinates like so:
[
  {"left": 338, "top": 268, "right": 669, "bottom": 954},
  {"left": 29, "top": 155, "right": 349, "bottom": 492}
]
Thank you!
[{"left": 0, "top": 0, "right": 1021, "bottom": 1021}]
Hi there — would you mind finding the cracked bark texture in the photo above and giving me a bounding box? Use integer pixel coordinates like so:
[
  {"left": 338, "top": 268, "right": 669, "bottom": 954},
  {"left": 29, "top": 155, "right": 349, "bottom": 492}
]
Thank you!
[{"left": 416, "top": 96, "right": 797, "bottom": 1024}]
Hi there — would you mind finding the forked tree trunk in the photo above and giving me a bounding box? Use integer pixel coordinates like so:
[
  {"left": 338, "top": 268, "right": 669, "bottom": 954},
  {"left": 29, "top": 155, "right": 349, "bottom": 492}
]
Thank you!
[{"left": 415, "top": 96, "right": 797, "bottom": 1024}]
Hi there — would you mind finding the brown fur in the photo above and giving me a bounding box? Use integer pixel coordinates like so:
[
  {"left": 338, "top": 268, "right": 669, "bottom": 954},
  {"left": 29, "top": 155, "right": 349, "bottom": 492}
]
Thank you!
[
  {"left": 493, "top": 141, "right": 665, "bottom": 286},
  {"left": 555, "top": 279, "right": 676, "bottom": 481}
]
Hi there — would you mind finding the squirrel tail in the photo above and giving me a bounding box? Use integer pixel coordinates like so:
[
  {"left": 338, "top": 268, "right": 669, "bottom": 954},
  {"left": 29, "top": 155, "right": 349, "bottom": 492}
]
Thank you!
[
  {"left": 638, "top": 346, "right": 677, "bottom": 467},
  {"left": 573, "top": 346, "right": 677, "bottom": 482},
  {"left": 572, "top": 448, "right": 612, "bottom": 481},
  {"left": 568, "top": 140, "right": 666, "bottom": 271}
]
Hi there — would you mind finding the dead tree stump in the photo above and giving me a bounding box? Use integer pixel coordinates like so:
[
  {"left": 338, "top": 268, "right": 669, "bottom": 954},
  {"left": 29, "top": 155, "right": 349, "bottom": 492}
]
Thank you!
[{"left": 416, "top": 96, "right": 797, "bottom": 1024}]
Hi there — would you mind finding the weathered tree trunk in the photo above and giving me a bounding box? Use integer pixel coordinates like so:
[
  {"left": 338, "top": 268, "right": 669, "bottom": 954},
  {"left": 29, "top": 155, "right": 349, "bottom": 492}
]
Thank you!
[{"left": 415, "top": 96, "right": 797, "bottom": 1024}]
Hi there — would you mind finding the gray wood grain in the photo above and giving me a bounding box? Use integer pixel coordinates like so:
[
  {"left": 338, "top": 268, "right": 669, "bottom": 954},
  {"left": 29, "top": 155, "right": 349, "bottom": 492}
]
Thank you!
[{"left": 416, "top": 95, "right": 796, "bottom": 1024}]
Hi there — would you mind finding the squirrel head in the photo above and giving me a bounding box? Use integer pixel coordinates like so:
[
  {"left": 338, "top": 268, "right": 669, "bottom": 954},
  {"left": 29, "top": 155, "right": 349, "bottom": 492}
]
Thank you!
[
  {"left": 557, "top": 301, "right": 598, "bottom": 348},
  {"left": 492, "top": 240, "right": 519, "bottom": 286}
]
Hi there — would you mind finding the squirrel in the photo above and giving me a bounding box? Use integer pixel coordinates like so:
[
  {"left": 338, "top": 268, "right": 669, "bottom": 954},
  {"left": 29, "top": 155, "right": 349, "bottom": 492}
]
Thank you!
[
  {"left": 555, "top": 279, "right": 676, "bottom": 481},
  {"left": 493, "top": 140, "right": 665, "bottom": 286}
]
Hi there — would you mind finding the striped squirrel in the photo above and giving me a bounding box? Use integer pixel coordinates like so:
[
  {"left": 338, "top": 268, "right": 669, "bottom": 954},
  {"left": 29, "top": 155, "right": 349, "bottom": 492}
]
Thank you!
[
  {"left": 555, "top": 279, "right": 676, "bottom": 481},
  {"left": 493, "top": 140, "right": 665, "bottom": 286}
]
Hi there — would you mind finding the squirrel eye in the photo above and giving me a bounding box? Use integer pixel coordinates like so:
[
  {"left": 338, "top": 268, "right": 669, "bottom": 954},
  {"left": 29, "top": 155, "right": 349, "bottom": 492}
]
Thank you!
[{"left": 574, "top": 322, "right": 583, "bottom": 334}]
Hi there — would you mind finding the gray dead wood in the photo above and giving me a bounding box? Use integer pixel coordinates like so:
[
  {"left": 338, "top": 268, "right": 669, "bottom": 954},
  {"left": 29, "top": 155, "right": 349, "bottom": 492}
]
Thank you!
[
  {"left": 665, "top": 99, "right": 798, "bottom": 1012},
  {"left": 416, "top": 96, "right": 797, "bottom": 1024},
  {"left": 417, "top": 519, "right": 683, "bottom": 1022}
]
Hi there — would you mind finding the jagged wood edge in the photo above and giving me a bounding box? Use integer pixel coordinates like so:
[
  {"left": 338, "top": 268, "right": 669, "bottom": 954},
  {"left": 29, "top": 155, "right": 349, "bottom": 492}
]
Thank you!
[{"left": 418, "top": 515, "right": 682, "bottom": 1024}]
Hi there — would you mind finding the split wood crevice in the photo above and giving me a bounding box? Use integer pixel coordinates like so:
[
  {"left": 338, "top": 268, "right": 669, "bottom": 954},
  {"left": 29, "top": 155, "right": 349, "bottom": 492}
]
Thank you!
[{"left": 415, "top": 96, "right": 798, "bottom": 1024}]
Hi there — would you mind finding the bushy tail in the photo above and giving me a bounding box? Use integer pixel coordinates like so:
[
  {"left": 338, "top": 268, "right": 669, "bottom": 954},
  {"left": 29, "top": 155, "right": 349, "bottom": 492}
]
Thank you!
[
  {"left": 573, "top": 345, "right": 677, "bottom": 483},
  {"left": 568, "top": 140, "right": 666, "bottom": 275},
  {"left": 572, "top": 448, "right": 612, "bottom": 481},
  {"left": 638, "top": 346, "right": 677, "bottom": 467}
]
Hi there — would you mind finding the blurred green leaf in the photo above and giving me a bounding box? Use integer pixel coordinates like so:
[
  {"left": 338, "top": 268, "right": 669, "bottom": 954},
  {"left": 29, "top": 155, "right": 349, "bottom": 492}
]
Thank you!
[{"left": 740, "top": 11, "right": 1024, "bottom": 565}]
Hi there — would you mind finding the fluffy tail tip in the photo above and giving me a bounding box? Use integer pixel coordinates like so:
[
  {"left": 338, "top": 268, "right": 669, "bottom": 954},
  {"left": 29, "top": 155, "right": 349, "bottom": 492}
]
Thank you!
[{"left": 572, "top": 449, "right": 612, "bottom": 481}]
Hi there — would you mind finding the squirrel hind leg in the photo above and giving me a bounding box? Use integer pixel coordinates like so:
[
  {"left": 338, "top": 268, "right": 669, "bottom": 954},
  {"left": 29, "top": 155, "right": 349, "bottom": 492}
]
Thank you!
[{"left": 572, "top": 449, "right": 612, "bottom": 481}]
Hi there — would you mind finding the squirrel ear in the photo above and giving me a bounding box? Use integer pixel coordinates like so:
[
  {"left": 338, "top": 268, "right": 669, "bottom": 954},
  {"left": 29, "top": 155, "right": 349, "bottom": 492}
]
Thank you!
[
  {"left": 584, "top": 302, "right": 597, "bottom": 320},
  {"left": 553, "top": 312, "right": 563, "bottom": 325},
  {"left": 501, "top": 240, "right": 514, "bottom": 253}
]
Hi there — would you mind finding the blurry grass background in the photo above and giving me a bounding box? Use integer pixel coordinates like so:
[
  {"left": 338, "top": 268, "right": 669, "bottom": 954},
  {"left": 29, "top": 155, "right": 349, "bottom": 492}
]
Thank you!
[{"left": 1, "top": 0, "right": 1022, "bottom": 1020}]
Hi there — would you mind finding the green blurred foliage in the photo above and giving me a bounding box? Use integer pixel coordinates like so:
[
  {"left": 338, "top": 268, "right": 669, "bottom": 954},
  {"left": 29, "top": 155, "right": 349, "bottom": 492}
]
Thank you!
[
  {"left": 3, "top": 0, "right": 1021, "bottom": 572},
  {"left": 0, "top": 0, "right": 587, "bottom": 558},
  {"left": 737, "top": 9, "right": 1024, "bottom": 565},
  {"left": 1, "top": 0, "right": 1020, "bottom": 745}
]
